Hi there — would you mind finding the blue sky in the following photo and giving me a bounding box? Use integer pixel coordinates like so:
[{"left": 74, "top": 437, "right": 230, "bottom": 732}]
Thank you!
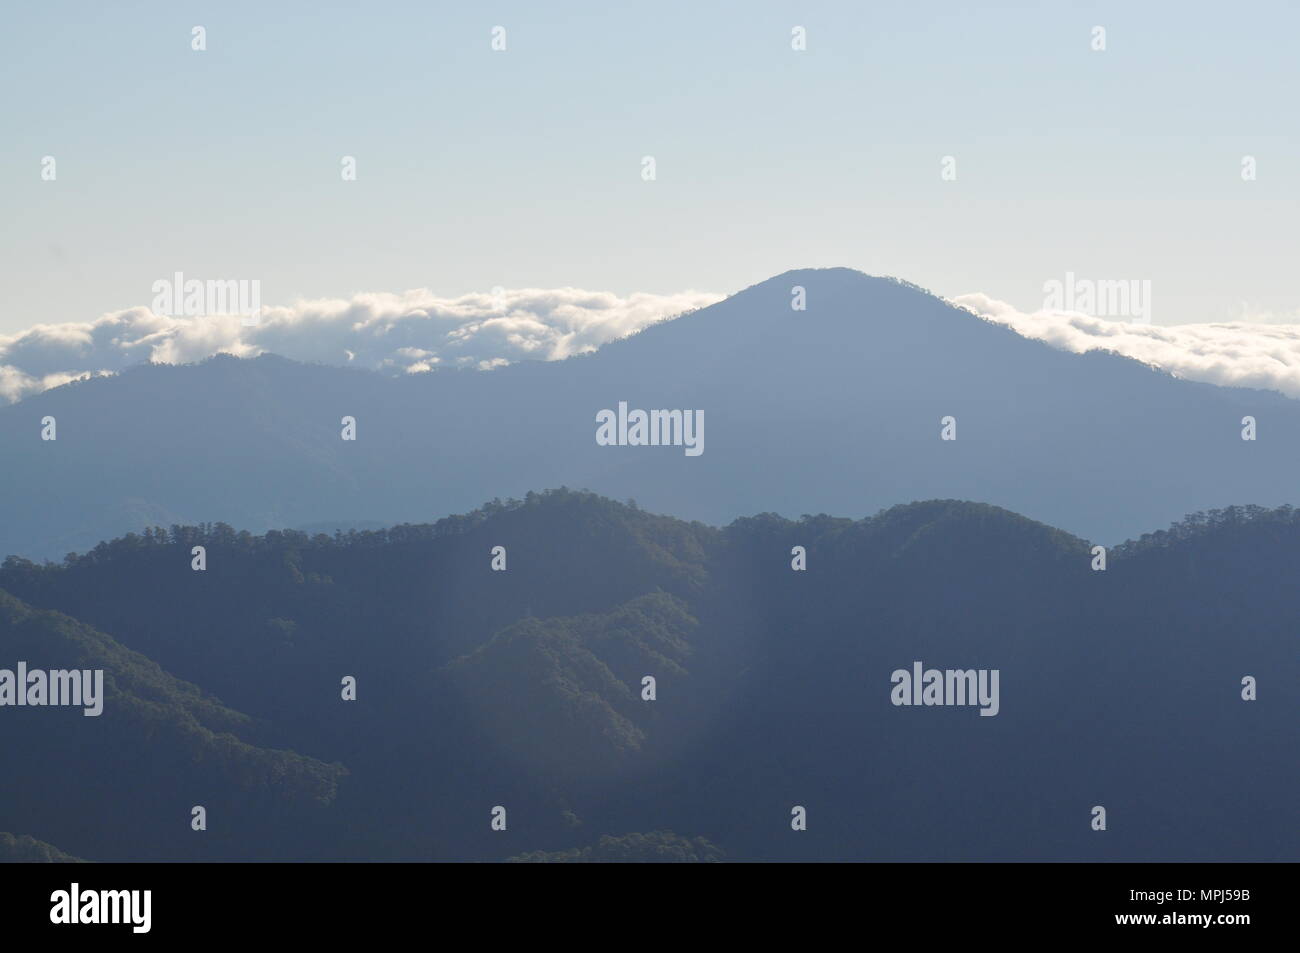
[{"left": 3, "top": 0, "right": 1298, "bottom": 334}]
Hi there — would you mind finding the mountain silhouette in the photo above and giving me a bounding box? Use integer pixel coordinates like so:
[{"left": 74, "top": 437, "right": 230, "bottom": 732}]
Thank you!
[{"left": 2, "top": 268, "right": 1297, "bottom": 560}]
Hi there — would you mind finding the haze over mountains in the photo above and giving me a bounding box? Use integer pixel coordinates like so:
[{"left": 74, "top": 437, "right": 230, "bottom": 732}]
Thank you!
[
  {"left": 2, "top": 490, "right": 1295, "bottom": 862},
  {"left": 1, "top": 267, "right": 1296, "bottom": 560}
]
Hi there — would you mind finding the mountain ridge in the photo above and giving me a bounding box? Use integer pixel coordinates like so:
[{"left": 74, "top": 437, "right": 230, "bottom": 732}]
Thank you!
[{"left": 3, "top": 267, "right": 1298, "bottom": 558}]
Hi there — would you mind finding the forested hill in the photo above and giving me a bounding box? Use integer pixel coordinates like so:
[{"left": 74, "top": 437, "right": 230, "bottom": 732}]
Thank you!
[
  {"left": 0, "top": 589, "right": 346, "bottom": 861},
  {"left": 1, "top": 490, "right": 1295, "bottom": 861}
]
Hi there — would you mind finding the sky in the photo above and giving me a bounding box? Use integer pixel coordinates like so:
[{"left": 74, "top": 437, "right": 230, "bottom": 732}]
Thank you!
[{"left": 2, "top": 1, "right": 1298, "bottom": 341}]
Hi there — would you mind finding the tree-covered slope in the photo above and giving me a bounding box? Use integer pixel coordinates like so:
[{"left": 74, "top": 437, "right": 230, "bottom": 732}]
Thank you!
[
  {"left": 1, "top": 491, "right": 1294, "bottom": 861},
  {"left": 0, "top": 590, "right": 346, "bottom": 861}
]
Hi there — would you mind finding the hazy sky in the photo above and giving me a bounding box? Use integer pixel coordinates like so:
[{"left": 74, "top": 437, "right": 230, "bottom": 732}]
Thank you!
[{"left": 3, "top": 1, "right": 1298, "bottom": 335}]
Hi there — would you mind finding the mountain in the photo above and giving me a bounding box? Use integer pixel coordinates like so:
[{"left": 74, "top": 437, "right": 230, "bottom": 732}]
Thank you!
[
  {"left": 3, "top": 268, "right": 1299, "bottom": 560},
  {"left": 2, "top": 490, "right": 1294, "bottom": 862}
]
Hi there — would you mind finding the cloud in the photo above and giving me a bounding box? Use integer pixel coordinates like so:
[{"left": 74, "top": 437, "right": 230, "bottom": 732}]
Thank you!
[
  {"left": 0, "top": 366, "right": 114, "bottom": 404},
  {"left": 951, "top": 292, "right": 1300, "bottom": 399},
  {"left": 0, "top": 287, "right": 723, "bottom": 403},
  {"left": 7, "top": 282, "right": 1299, "bottom": 404}
]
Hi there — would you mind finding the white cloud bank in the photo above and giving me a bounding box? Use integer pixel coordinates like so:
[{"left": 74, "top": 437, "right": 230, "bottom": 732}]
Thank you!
[
  {"left": 5, "top": 283, "right": 1300, "bottom": 403},
  {"left": 951, "top": 293, "right": 1300, "bottom": 399},
  {"left": 0, "top": 287, "right": 723, "bottom": 403}
]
